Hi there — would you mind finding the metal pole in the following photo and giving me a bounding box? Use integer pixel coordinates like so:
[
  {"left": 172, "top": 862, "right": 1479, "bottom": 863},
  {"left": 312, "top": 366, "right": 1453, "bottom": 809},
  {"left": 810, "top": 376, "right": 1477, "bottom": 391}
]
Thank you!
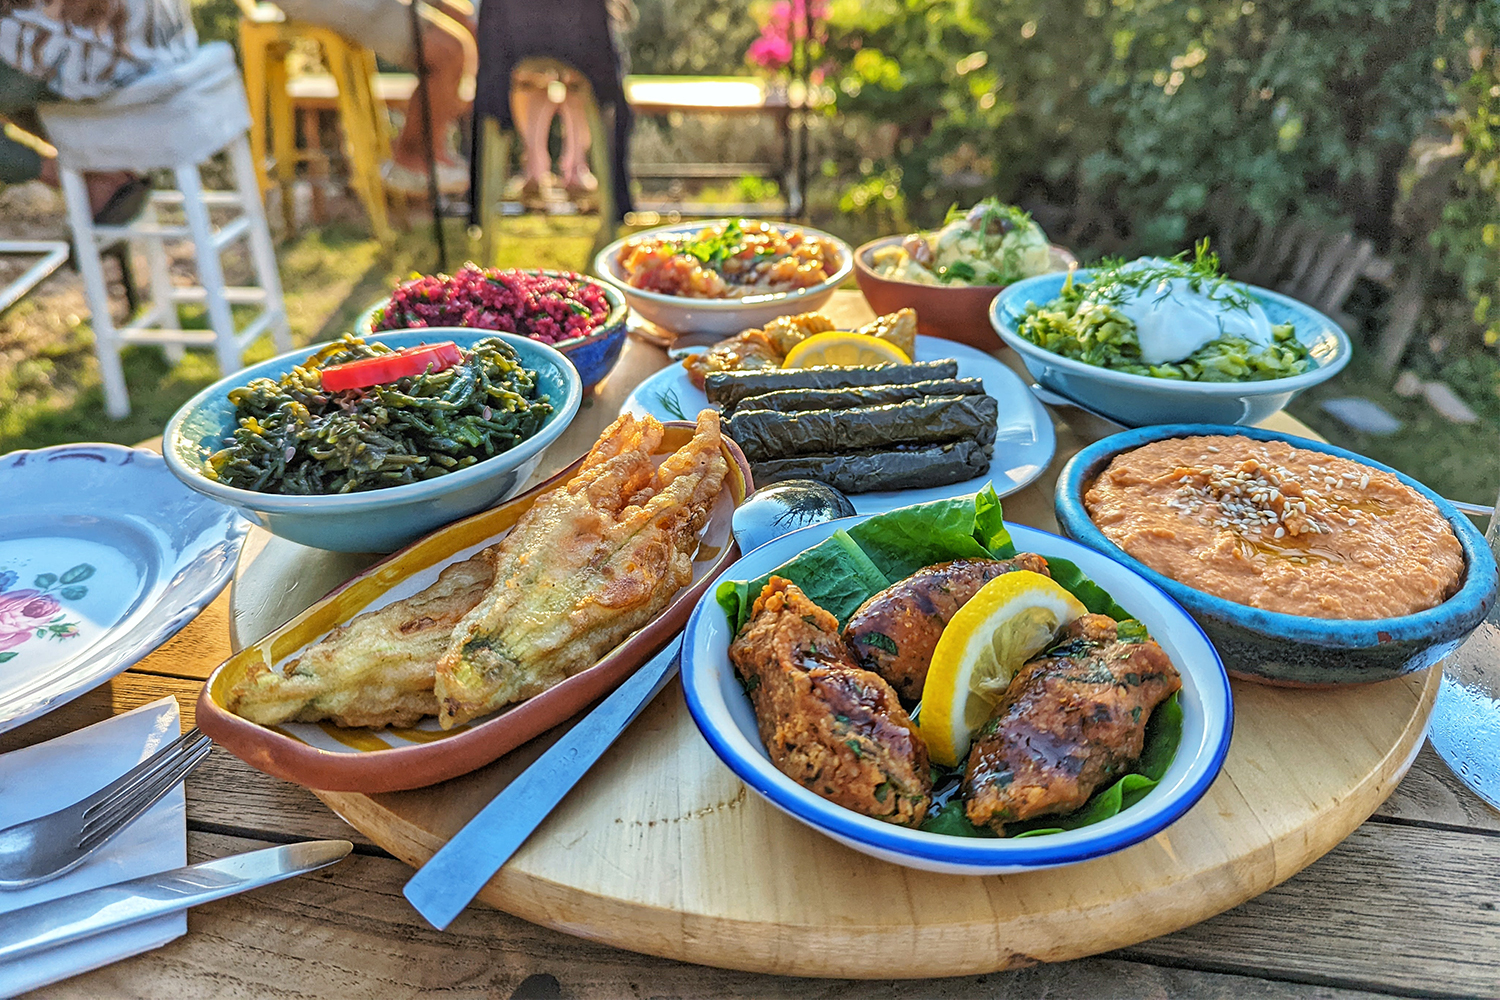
[
  {"left": 408, "top": 0, "right": 449, "bottom": 270},
  {"left": 795, "top": 0, "right": 813, "bottom": 219}
]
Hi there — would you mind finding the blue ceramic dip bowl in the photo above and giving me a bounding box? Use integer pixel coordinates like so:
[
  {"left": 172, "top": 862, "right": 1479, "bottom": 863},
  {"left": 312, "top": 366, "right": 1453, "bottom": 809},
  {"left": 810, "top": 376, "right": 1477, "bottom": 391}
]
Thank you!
[
  {"left": 991, "top": 271, "right": 1352, "bottom": 427},
  {"left": 163, "top": 330, "right": 582, "bottom": 553},
  {"left": 1054, "top": 424, "right": 1498, "bottom": 686},
  {"left": 355, "top": 270, "right": 628, "bottom": 391}
]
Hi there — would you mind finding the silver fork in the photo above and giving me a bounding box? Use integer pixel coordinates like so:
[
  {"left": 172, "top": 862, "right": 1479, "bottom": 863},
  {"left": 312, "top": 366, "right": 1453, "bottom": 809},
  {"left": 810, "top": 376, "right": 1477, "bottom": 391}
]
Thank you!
[{"left": 0, "top": 727, "right": 213, "bottom": 889}]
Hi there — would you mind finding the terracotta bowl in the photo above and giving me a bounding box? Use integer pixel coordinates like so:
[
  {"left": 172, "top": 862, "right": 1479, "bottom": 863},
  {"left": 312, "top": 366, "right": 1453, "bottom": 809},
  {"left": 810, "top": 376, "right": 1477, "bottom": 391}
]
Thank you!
[{"left": 852, "top": 235, "right": 1076, "bottom": 351}]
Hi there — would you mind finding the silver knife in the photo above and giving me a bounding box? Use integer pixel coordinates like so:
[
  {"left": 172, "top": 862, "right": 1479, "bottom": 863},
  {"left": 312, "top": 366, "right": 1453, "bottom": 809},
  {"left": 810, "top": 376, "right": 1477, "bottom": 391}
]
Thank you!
[
  {"left": 403, "top": 638, "right": 683, "bottom": 930},
  {"left": 0, "top": 840, "right": 351, "bottom": 962}
]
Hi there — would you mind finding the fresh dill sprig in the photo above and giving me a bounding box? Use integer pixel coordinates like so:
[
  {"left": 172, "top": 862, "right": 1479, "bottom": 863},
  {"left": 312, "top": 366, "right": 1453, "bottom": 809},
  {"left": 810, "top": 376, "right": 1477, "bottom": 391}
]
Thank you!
[{"left": 1083, "top": 239, "right": 1251, "bottom": 313}]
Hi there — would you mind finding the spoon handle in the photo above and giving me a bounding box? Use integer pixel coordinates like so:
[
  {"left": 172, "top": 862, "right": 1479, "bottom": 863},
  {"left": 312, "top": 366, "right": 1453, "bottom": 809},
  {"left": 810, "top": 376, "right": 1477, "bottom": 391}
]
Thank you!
[{"left": 402, "top": 638, "right": 683, "bottom": 930}]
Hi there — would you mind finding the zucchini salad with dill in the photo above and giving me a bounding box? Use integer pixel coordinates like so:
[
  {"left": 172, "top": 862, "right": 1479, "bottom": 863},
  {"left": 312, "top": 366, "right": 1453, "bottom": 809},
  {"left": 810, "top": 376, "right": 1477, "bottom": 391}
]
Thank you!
[
  {"left": 205, "top": 334, "right": 553, "bottom": 495},
  {"left": 1016, "top": 242, "right": 1312, "bottom": 382}
]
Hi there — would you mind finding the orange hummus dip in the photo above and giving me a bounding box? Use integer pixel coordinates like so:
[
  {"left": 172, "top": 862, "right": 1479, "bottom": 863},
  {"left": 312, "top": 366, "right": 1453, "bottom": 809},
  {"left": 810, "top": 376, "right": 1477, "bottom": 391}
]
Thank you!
[{"left": 1085, "top": 435, "right": 1464, "bottom": 619}]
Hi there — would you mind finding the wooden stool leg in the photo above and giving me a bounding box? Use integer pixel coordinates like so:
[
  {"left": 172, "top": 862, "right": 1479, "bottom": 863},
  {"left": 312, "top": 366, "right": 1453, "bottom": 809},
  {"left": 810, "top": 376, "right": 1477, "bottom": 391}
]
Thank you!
[
  {"left": 227, "top": 135, "right": 292, "bottom": 353},
  {"left": 478, "top": 118, "right": 510, "bottom": 266},
  {"left": 139, "top": 199, "right": 184, "bottom": 362},
  {"left": 328, "top": 40, "right": 393, "bottom": 244},
  {"left": 266, "top": 47, "right": 298, "bottom": 237},
  {"left": 302, "top": 108, "right": 329, "bottom": 224},
  {"left": 240, "top": 23, "right": 272, "bottom": 201},
  {"left": 59, "top": 167, "right": 130, "bottom": 418},
  {"left": 174, "top": 161, "right": 242, "bottom": 376}
]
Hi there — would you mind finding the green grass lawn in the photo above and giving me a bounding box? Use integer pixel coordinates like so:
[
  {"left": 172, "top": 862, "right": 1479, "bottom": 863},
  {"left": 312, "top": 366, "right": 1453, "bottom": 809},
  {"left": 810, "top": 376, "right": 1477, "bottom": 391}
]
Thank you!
[{"left": 0, "top": 215, "right": 599, "bottom": 452}]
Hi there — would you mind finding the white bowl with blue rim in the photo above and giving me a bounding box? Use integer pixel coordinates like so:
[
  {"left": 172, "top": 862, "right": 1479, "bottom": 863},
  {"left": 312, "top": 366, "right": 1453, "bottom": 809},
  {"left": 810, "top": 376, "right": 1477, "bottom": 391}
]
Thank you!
[
  {"left": 1054, "top": 423, "right": 1499, "bottom": 686},
  {"left": 989, "top": 271, "right": 1352, "bottom": 427},
  {"left": 679, "top": 516, "right": 1233, "bottom": 875},
  {"left": 593, "top": 220, "right": 855, "bottom": 336},
  {"left": 163, "top": 330, "right": 582, "bottom": 554}
]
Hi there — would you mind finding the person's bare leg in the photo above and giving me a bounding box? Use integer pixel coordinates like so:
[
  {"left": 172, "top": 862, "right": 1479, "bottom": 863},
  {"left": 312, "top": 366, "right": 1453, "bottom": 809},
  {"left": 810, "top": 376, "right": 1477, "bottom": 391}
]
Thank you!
[
  {"left": 37, "top": 158, "right": 140, "bottom": 216},
  {"left": 511, "top": 81, "right": 559, "bottom": 187},
  {"left": 556, "top": 89, "right": 597, "bottom": 193},
  {"left": 391, "top": 6, "right": 475, "bottom": 170}
]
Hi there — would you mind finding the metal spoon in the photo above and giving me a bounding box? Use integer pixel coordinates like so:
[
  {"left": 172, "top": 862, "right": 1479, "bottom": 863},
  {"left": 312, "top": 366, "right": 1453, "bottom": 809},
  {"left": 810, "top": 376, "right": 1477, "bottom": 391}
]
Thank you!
[{"left": 402, "top": 480, "right": 856, "bottom": 930}]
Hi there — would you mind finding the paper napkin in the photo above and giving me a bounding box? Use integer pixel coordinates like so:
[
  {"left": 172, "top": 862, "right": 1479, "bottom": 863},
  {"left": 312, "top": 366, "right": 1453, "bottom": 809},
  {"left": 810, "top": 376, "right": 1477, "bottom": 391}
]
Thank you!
[{"left": 0, "top": 697, "right": 188, "bottom": 997}]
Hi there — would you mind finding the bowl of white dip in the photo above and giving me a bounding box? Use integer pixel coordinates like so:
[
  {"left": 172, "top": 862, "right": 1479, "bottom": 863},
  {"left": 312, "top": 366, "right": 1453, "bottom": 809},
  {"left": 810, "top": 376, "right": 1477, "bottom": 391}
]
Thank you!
[{"left": 989, "top": 261, "right": 1351, "bottom": 427}]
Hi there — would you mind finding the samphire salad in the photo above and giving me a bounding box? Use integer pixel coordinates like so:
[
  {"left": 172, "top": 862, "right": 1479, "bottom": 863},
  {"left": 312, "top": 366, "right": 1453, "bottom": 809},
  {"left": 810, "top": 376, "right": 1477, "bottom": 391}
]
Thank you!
[
  {"left": 872, "top": 199, "right": 1056, "bottom": 287},
  {"left": 1015, "top": 242, "right": 1313, "bottom": 382}
]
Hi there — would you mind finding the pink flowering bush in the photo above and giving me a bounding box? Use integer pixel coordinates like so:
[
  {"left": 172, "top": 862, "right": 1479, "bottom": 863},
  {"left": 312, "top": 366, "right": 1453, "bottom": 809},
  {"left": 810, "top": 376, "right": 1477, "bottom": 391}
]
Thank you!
[
  {"left": 747, "top": 0, "right": 828, "bottom": 74},
  {"left": 373, "top": 265, "right": 613, "bottom": 346}
]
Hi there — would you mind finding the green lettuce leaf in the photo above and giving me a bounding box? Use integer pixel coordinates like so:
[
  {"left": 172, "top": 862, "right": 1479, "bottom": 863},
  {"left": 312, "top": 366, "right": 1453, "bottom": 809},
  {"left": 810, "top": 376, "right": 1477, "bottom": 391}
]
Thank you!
[{"left": 716, "top": 527, "right": 889, "bottom": 632}]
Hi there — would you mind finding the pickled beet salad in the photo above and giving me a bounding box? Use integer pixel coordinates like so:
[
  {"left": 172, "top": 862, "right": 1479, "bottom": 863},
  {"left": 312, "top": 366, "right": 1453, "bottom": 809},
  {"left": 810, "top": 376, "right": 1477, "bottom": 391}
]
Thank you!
[{"left": 372, "top": 265, "right": 612, "bottom": 346}]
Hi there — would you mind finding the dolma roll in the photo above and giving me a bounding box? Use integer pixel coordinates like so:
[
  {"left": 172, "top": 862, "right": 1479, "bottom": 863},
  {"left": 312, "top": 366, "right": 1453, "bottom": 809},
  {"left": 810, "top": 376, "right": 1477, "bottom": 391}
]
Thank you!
[
  {"left": 725, "top": 378, "right": 987, "bottom": 417},
  {"left": 704, "top": 360, "right": 959, "bottom": 410},
  {"left": 751, "top": 439, "right": 991, "bottom": 494},
  {"left": 725, "top": 394, "right": 999, "bottom": 462}
]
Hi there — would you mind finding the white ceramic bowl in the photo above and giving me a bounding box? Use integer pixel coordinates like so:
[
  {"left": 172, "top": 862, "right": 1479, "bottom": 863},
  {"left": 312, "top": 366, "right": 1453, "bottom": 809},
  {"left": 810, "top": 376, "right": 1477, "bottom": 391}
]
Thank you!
[
  {"left": 163, "top": 330, "right": 582, "bottom": 553},
  {"left": 593, "top": 220, "right": 855, "bottom": 336},
  {"left": 679, "top": 518, "right": 1233, "bottom": 875},
  {"left": 990, "top": 271, "right": 1353, "bottom": 427}
]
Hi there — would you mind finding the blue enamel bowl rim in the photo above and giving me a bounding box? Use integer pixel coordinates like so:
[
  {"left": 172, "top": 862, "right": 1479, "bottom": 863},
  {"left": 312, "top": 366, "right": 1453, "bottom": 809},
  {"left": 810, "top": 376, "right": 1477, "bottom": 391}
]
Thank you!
[
  {"left": 162, "top": 329, "right": 582, "bottom": 513},
  {"left": 679, "top": 516, "right": 1234, "bottom": 869},
  {"left": 354, "top": 268, "right": 629, "bottom": 353},
  {"left": 593, "top": 219, "right": 856, "bottom": 308},
  {"left": 1055, "top": 423, "right": 1500, "bottom": 646},
  {"left": 989, "top": 269, "right": 1354, "bottom": 395}
]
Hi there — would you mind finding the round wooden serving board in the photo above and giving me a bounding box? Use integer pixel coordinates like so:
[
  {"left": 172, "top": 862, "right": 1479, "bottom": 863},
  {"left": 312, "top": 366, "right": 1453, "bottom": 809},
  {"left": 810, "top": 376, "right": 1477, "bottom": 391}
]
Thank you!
[{"left": 228, "top": 317, "right": 1439, "bottom": 978}]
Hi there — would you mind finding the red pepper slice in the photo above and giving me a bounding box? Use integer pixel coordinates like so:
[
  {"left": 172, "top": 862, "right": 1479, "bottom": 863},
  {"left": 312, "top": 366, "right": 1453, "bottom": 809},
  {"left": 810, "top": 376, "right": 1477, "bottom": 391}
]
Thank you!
[{"left": 319, "top": 342, "right": 464, "bottom": 392}]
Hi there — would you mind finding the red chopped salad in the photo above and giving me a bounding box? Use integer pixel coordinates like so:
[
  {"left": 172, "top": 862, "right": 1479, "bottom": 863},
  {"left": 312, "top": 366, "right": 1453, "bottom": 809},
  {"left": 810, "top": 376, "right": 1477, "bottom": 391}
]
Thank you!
[{"left": 372, "top": 265, "right": 613, "bottom": 346}]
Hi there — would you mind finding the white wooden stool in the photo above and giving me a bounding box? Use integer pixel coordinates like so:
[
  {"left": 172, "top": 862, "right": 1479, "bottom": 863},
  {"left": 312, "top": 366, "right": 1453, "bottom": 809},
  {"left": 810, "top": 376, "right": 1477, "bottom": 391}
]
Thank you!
[{"left": 38, "top": 42, "right": 291, "bottom": 418}]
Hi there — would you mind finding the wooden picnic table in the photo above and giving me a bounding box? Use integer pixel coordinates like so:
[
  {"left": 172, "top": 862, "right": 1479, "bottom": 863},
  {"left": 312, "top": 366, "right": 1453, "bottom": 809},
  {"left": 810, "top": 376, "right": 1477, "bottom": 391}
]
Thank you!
[{"left": 5, "top": 289, "right": 1498, "bottom": 998}]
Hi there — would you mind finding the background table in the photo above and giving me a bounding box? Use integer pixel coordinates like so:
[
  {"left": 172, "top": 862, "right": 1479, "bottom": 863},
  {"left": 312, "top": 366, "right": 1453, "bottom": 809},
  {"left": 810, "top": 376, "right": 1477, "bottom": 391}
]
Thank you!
[{"left": 5, "top": 290, "right": 1499, "bottom": 997}]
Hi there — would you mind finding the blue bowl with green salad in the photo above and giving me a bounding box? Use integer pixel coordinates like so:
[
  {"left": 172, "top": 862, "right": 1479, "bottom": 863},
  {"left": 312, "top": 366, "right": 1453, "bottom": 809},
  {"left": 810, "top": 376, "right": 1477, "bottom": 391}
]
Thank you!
[
  {"left": 990, "top": 248, "right": 1351, "bottom": 427},
  {"left": 163, "top": 329, "right": 582, "bottom": 553}
]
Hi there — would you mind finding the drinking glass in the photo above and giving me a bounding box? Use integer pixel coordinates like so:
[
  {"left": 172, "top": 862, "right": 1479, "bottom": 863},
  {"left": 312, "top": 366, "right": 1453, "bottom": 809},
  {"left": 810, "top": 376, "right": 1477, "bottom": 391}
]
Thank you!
[{"left": 1428, "top": 493, "right": 1500, "bottom": 811}]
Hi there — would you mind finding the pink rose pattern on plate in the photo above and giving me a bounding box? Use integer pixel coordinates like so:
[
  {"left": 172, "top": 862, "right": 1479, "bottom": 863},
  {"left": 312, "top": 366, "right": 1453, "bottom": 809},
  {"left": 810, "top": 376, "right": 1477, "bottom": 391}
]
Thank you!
[{"left": 0, "top": 564, "right": 89, "bottom": 663}]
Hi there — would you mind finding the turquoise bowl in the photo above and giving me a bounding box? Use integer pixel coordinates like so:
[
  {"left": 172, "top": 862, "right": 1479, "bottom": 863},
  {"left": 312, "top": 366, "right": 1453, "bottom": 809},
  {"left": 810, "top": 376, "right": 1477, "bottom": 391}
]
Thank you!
[
  {"left": 1054, "top": 423, "right": 1498, "bottom": 686},
  {"left": 990, "top": 271, "right": 1352, "bottom": 427},
  {"left": 163, "top": 330, "right": 582, "bottom": 553},
  {"left": 355, "top": 270, "right": 628, "bottom": 392}
]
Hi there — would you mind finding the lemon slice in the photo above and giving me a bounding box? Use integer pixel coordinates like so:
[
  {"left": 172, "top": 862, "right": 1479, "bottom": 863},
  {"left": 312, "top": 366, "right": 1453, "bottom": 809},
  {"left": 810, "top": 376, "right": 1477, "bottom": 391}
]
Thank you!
[
  {"left": 782, "top": 331, "right": 911, "bottom": 369},
  {"left": 918, "top": 571, "right": 1088, "bottom": 767}
]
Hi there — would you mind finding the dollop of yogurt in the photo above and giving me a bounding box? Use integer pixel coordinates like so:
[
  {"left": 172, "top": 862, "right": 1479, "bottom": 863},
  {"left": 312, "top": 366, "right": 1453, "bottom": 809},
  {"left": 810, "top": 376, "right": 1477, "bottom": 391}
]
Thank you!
[{"left": 1093, "top": 259, "right": 1273, "bottom": 365}]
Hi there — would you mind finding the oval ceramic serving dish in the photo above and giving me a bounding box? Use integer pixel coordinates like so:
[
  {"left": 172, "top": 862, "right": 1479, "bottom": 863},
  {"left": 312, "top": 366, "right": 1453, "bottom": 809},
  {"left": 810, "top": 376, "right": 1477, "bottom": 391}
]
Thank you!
[
  {"left": 0, "top": 444, "right": 247, "bottom": 734},
  {"left": 197, "top": 423, "right": 753, "bottom": 792},
  {"left": 593, "top": 220, "right": 856, "bottom": 336},
  {"left": 853, "top": 235, "right": 1076, "bottom": 351},
  {"left": 163, "top": 330, "right": 582, "bottom": 553},
  {"left": 354, "top": 269, "right": 630, "bottom": 391},
  {"left": 990, "top": 271, "right": 1352, "bottom": 427},
  {"left": 679, "top": 518, "right": 1233, "bottom": 876},
  {"left": 1054, "top": 424, "right": 1499, "bottom": 686}
]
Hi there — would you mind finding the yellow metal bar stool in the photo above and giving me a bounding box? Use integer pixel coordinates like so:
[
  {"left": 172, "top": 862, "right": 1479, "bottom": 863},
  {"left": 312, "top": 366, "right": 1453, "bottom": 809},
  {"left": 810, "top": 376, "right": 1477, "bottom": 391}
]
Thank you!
[{"left": 236, "top": 0, "right": 396, "bottom": 243}]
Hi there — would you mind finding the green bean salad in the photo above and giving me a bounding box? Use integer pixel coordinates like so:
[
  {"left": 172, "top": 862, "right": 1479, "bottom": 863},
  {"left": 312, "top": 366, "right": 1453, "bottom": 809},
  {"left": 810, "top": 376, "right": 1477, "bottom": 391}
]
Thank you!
[{"left": 205, "top": 335, "right": 553, "bottom": 495}]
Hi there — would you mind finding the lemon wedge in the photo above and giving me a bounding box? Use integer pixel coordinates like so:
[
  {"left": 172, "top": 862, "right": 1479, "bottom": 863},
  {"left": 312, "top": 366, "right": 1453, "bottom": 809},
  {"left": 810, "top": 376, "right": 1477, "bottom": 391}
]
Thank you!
[
  {"left": 917, "top": 571, "right": 1088, "bottom": 767},
  {"left": 782, "top": 331, "right": 911, "bottom": 369}
]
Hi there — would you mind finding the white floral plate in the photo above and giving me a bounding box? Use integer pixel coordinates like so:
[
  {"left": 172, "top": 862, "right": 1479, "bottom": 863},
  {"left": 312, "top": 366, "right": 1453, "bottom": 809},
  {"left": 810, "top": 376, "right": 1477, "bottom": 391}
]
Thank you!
[
  {"left": 620, "top": 336, "right": 1057, "bottom": 513},
  {"left": 0, "top": 444, "right": 248, "bottom": 733}
]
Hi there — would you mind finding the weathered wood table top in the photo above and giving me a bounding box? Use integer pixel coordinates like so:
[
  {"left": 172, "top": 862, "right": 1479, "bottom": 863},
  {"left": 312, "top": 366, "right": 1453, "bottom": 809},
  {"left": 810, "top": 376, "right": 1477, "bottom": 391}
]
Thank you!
[{"left": 6, "top": 290, "right": 1498, "bottom": 998}]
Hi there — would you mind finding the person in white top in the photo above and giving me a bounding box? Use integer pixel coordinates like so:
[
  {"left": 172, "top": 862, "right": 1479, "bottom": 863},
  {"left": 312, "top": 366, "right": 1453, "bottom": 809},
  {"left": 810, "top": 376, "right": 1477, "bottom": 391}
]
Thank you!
[{"left": 0, "top": 0, "right": 197, "bottom": 220}]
